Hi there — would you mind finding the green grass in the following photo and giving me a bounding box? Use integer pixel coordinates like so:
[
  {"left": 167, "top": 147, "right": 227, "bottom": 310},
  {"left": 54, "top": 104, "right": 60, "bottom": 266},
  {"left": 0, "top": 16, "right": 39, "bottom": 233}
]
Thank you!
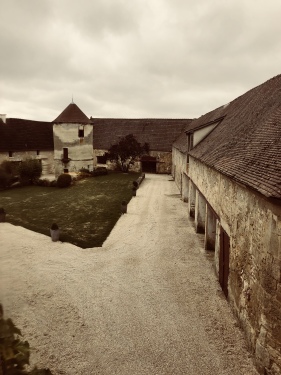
[{"left": 0, "top": 172, "right": 140, "bottom": 248}]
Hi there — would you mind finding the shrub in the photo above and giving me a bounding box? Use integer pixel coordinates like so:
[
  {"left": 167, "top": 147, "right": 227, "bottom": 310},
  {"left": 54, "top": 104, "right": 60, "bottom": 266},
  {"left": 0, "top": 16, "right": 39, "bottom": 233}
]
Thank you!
[
  {"left": 57, "top": 173, "right": 72, "bottom": 188},
  {"left": 34, "top": 178, "right": 55, "bottom": 187},
  {"left": 132, "top": 180, "right": 139, "bottom": 189},
  {"left": 0, "top": 160, "right": 19, "bottom": 176},
  {"left": 77, "top": 168, "right": 92, "bottom": 180},
  {"left": 42, "top": 179, "right": 51, "bottom": 187},
  {"left": 0, "top": 160, "right": 19, "bottom": 189},
  {"left": 0, "top": 304, "right": 53, "bottom": 374},
  {"left": 0, "top": 169, "right": 11, "bottom": 188},
  {"left": 18, "top": 159, "right": 42, "bottom": 184},
  {"left": 79, "top": 167, "right": 90, "bottom": 173},
  {"left": 91, "top": 167, "right": 108, "bottom": 177}
]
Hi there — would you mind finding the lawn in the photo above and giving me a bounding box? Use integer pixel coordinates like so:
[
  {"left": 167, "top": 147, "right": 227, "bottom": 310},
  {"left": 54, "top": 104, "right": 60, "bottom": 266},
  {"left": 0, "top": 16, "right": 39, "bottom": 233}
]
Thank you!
[{"left": 0, "top": 172, "right": 141, "bottom": 248}]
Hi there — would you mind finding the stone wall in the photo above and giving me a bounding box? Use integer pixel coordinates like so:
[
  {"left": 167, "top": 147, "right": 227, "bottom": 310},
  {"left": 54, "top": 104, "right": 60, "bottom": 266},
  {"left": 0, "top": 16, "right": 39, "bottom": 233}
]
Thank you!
[
  {"left": 150, "top": 151, "right": 171, "bottom": 174},
  {"left": 94, "top": 149, "right": 172, "bottom": 174},
  {"left": 188, "top": 156, "right": 281, "bottom": 374},
  {"left": 172, "top": 148, "right": 186, "bottom": 189},
  {"left": 0, "top": 151, "right": 54, "bottom": 175}
]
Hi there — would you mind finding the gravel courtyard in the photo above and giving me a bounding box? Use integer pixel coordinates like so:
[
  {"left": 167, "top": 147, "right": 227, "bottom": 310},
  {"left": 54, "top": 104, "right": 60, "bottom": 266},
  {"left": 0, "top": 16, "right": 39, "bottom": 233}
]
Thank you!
[{"left": 0, "top": 174, "right": 258, "bottom": 375}]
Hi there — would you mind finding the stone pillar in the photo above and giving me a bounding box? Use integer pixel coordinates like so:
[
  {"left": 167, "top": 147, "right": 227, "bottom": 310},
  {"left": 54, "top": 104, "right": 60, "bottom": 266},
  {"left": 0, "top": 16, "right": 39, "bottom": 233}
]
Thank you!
[
  {"left": 182, "top": 173, "right": 189, "bottom": 202},
  {"left": 188, "top": 180, "right": 196, "bottom": 218},
  {"left": 195, "top": 191, "right": 206, "bottom": 233},
  {"left": 214, "top": 219, "right": 221, "bottom": 275},
  {"left": 205, "top": 205, "right": 216, "bottom": 251}
]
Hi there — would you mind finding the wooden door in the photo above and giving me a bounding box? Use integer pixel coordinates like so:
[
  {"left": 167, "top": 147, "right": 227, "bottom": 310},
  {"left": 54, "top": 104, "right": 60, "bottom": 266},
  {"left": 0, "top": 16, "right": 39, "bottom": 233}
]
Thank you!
[{"left": 219, "top": 228, "right": 230, "bottom": 298}]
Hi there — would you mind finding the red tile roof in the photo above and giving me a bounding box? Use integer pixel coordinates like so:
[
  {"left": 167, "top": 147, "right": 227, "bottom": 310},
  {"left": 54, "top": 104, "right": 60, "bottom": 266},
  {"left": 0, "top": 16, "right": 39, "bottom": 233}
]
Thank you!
[
  {"left": 0, "top": 116, "right": 191, "bottom": 154},
  {"left": 92, "top": 118, "right": 191, "bottom": 152},
  {"left": 0, "top": 118, "right": 53, "bottom": 151},
  {"left": 53, "top": 103, "right": 90, "bottom": 124},
  {"left": 186, "top": 74, "right": 281, "bottom": 200}
]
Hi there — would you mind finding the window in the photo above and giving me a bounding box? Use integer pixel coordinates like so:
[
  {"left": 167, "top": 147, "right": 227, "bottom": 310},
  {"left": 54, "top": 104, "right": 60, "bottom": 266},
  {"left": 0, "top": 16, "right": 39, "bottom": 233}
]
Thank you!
[
  {"left": 78, "top": 126, "right": 84, "bottom": 138},
  {"left": 37, "top": 150, "right": 40, "bottom": 156},
  {"left": 63, "top": 148, "right": 68, "bottom": 159},
  {"left": 8, "top": 151, "right": 13, "bottom": 157}
]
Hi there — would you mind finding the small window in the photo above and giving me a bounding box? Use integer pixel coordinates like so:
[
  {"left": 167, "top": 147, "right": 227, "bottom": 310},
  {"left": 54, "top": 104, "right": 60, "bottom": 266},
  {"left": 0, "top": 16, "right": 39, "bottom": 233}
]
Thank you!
[
  {"left": 37, "top": 150, "right": 40, "bottom": 155},
  {"left": 78, "top": 127, "right": 84, "bottom": 138},
  {"left": 64, "top": 168, "right": 69, "bottom": 173},
  {"left": 63, "top": 148, "right": 68, "bottom": 159},
  {"left": 8, "top": 151, "right": 13, "bottom": 157}
]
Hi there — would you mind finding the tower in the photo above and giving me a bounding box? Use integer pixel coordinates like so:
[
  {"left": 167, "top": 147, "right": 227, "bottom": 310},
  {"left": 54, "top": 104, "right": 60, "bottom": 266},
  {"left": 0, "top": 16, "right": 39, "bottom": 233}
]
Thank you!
[{"left": 53, "top": 103, "right": 94, "bottom": 176}]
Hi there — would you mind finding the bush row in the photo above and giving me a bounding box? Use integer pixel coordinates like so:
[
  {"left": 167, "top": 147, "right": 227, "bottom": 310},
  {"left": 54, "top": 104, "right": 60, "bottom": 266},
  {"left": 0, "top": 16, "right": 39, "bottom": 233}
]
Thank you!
[{"left": 0, "top": 159, "right": 42, "bottom": 189}]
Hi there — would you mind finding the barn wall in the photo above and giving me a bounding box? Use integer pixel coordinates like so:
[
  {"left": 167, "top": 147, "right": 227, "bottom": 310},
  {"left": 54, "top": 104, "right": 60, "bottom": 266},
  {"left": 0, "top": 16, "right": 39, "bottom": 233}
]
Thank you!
[{"left": 189, "top": 156, "right": 281, "bottom": 374}]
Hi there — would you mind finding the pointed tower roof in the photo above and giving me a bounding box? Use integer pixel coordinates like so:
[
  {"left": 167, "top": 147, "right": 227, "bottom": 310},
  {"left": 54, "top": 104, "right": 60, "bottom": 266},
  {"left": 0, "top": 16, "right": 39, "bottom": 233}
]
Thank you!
[{"left": 53, "top": 103, "right": 90, "bottom": 124}]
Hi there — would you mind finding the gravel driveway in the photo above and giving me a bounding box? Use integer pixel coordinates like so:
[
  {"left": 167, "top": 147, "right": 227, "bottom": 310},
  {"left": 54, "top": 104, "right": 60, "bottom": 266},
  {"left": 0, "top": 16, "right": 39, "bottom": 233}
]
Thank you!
[{"left": 0, "top": 174, "right": 258, "bottom": 375}]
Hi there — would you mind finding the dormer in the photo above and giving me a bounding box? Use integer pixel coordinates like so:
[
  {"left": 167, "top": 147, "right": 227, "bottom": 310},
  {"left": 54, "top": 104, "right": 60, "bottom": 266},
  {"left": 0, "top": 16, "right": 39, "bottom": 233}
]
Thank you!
[{"left": 185, "top": 117, "right": 224, "bottom": 161}]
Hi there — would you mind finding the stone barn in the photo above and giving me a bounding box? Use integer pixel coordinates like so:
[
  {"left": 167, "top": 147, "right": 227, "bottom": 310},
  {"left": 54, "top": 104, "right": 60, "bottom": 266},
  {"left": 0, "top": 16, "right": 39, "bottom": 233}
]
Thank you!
[
  {"left": 172, "top": 74, "right": 281, "bottom": 374},
  {"left": 91, "top": 118, "right": 190, "bottom": 173}
]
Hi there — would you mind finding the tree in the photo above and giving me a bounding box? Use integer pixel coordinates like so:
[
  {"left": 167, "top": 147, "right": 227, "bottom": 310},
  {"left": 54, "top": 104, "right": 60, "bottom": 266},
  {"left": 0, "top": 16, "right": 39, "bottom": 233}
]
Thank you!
[
  {"left": 0, "top": 161, "right": 19, "bottom": 189},
  {"left": 18, "top": 159, "right": 42, "bottom": 185},
  {"left": 108, "top": 134, "right": 149, "bottom": 172}
]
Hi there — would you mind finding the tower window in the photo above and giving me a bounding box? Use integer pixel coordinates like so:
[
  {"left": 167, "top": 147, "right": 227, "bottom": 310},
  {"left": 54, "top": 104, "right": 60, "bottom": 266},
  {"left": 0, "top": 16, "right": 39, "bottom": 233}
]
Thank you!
[
  {"left": 78, "top": 126, "right": 84, "bottom": 138},
  {"left": 63, "top": 148, "right": 68, "bottom": 159}
]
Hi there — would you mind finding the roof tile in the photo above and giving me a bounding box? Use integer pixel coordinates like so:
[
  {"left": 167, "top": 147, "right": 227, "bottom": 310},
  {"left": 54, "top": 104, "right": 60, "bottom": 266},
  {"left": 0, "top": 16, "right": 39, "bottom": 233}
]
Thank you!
[{"left": 186, "top": 74, "right": 281, "bottom": 199}]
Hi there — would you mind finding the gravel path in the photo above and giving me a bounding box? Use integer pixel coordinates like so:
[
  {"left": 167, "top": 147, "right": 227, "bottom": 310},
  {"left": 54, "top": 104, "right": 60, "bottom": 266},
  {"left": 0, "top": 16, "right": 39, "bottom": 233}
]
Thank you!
[{"left": 0, "top": 174, "right": 258, "bottom": 375}]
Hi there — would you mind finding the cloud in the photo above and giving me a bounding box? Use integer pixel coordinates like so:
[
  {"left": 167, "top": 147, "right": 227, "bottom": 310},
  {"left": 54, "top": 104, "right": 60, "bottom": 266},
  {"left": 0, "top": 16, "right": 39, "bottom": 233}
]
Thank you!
[{"left": 1, "top": 0, "right": 281, "bottom": 121}]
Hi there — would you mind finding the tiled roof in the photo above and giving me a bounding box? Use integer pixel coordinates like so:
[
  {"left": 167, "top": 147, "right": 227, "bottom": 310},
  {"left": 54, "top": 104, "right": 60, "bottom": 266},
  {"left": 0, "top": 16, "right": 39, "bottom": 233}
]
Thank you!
[
  {"left": 53, "top": 103, "right": 90, "bottom": 124},
  {"left": 0, "top": 118, "right": 53, "bottom": 151},
  {"left": 0, "top": 116, "right": 191, "bottom": 154},
  {"left": 92, "top": 118, "right": 191, "bottom": 152},
  {"left": 173, "top": 131, "right": 190, "bottom": 153},
  {"left": 187, "top": 74, "right": 281, "bottom": 200}
]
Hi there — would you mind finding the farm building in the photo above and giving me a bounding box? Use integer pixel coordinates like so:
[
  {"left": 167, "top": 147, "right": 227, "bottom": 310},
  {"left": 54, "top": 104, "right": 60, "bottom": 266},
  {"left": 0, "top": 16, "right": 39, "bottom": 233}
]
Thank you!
[
  {"left": 172, "top": 74, "right": 281, "bottom": 374},
  {"left": 1, "top": 73, "right": 281, "bottom": 373},
  {"left": 0, "top": 105, "right": 189, "bottom": 176}
]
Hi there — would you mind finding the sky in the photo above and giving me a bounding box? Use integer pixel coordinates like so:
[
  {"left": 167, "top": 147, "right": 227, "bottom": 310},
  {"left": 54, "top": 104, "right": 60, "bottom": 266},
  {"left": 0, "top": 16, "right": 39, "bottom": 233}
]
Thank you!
[{"left": 1, "top": 0, "right": 281, "bottom": 122}]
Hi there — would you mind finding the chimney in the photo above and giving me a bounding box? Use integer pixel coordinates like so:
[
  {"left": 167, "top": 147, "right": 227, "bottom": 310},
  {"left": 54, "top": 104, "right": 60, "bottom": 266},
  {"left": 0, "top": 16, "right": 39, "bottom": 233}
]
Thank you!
[{"left": 0, "top": 114, "right": 6, "bottom": 123}]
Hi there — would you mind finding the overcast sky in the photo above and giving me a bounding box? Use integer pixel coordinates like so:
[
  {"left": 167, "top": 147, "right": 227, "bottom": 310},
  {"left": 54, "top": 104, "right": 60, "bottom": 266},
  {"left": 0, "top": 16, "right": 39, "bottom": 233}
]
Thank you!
[{"left": 1, "top": 0, "right": 281, "bottom": 121}]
